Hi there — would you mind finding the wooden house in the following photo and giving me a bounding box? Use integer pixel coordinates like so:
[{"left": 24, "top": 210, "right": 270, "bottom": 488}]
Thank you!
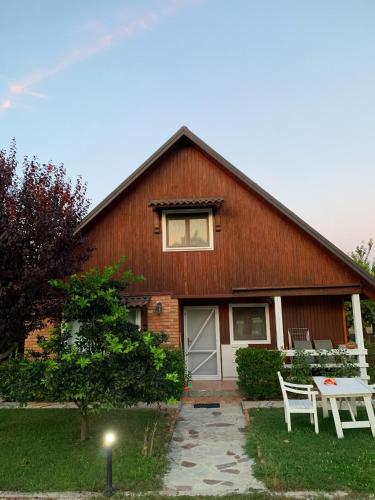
[{"left": 53, "top": 127, "right": 375, "bottom": 380}]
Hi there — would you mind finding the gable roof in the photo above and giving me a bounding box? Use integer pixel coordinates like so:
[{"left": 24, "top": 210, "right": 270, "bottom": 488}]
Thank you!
[{"left": 79, "top": 126, "right": 375, "bottom": 293}]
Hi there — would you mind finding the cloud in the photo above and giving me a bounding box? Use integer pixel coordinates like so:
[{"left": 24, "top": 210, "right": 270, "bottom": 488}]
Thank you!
[
  {"left": 0, "top": 0, "right": 203, "bottom": 114},
  {"left": 0, "top": 99, "right": 12, "bottom": 112}
]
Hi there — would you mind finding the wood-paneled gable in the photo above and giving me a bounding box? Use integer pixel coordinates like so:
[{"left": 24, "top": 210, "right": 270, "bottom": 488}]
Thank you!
[{"left": 83, "top": 143, "right": 359, "bottom": 296}]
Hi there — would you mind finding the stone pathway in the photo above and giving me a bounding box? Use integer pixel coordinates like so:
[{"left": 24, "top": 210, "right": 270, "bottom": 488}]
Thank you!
[{"left": 163, "top": 403, "right": 265, "bottom": 495}]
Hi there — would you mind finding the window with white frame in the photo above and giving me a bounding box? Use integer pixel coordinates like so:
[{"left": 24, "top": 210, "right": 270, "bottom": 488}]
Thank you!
[
  {"left": 127, "top": 308, "right": 141, "bottom": 328},
  {"left": 229, "top": 304, "right": 271, "bottom": 344},
  {"left": 63, "top": 320, "right": 81, "bottom": 346},
  {"left": 162, "top": 209, "right": 214, "bottom": 251}
]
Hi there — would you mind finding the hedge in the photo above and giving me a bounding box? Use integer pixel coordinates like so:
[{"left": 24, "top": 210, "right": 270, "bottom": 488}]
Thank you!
[{"left": 235, "top": 348, "right": 284, "bottom": 400}]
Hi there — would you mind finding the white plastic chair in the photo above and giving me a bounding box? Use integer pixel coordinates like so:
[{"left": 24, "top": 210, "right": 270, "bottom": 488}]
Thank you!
[{"left": 277, "top": 371, "right": 319, "bottom": 434}]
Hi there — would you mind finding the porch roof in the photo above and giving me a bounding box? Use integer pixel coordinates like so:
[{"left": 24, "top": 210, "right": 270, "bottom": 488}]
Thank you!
[
  {"left": 174, "top": 283, "right": 362, "bottom": 299},
  {"left": 121, "top": 296, "right": 149, "bottom": 308}
]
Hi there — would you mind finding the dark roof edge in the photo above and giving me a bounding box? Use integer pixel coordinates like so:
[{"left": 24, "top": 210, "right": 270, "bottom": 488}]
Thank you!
[{"left": 78, "top": 126, "right": 375, "bottom": 291}]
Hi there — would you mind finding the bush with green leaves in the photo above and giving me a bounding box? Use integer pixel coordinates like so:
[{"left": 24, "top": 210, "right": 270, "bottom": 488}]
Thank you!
[
  {"left": 0, "top": 357, "right": 46, "bottom": 403},
  {"left": 287, "top": 349, "right": 359, "bottom": 385},
  {"left": 236, "top": 348, "right": 284, "bottom": 400},
  {"left": 0, "top": 261, "right": 184, "bottom": 440},
  {"left": 287, "top": 350, "right": 312, "bottom": 384},
  {"left": 331, "top": 349, "right": 358, "bottom": 377}
]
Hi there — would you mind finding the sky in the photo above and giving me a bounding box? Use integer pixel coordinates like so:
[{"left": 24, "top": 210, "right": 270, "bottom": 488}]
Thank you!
[{"left": 0, "top": 0, "right": 374, "bottom": 254}]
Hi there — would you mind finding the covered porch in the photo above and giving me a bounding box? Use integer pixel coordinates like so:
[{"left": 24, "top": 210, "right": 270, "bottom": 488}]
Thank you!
[
  {"left": 274, "top": 293, "right": 369, "bottom": 381},
  {"left": 180, "top": 286, "right": 369, "bottom": 381}
]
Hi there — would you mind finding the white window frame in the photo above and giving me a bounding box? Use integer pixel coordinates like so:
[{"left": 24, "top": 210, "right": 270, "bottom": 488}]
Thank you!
[
  {"left": 162, "top": 208, "right": 214, "bottom": 252},
  {"left": 128, "top": 308, "right": 142, "bottom": 329},
  {"left": 229, "top": 303, "right": 271, "bottom": 345}
]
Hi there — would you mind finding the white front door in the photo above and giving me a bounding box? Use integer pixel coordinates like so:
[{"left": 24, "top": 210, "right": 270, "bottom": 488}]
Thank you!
[{"left": 184, "top": 306, "right": 221, "bottom": 380}]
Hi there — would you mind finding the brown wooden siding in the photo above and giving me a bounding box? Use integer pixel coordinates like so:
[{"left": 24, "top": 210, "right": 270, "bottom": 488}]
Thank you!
[
  {"left": 282, "top": 296, "right": 346, "bottom": 347},
  {"left": 83, "top": 143, "right": 359, "bottom": 297}
]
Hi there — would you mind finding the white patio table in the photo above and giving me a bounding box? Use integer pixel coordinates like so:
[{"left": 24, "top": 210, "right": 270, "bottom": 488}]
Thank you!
[{"left": 313, "top": 376, "right": 375, "bottom": 439}]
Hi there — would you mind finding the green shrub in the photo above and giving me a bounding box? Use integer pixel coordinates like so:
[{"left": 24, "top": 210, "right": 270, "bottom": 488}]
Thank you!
[
  {"left": 330, "top": 349, "right": 358, "bottom": 377},
  {"left": 0, "top": 357, "right": 46, "bottom": 403},
  {"left": 287, "top": 349, "right": 359, "bottom": 385},
  {"left": 0, "top": 262, "right": 185, "bottom": 441},
  {"left": 287, "top": 350, "right": 312, "bottom": 384},
  {"left": 236, "top": 348, "right": 284, "bottom": 400}
]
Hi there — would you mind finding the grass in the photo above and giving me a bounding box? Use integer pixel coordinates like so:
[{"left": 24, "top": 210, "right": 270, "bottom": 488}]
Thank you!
[
  {"left": 0, "top": 408, "right": 172, "bottom": 492},
  {"left": 245, "top": 407, "right": 375, "bottom": 494}
]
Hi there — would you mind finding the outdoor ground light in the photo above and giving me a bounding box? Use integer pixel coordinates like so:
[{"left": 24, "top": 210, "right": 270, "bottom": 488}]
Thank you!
[{"left": 103, "top": 432, "right": 116, "bottom": 496}]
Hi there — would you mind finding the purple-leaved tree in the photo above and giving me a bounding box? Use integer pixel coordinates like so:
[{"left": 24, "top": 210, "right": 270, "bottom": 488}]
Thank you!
[{"left": 0, "top": 141, "right": 91, "bottom": 359}]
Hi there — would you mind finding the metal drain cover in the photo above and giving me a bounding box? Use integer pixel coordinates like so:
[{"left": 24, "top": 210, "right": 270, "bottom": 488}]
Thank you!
[{"left": 193, "top": 403, "right": 220, "bottom": 408}]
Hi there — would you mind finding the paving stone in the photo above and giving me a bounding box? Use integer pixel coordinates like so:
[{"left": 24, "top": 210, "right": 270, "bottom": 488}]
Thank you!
[
  {"left": 221, "top": 468, "right": 240, "bottom": 474},
  {"left": 175, "top": 485, "right": 192, "bottom": 491},
  {"left": 163, "top": 403, "right": 266, "bottom": 495},
  {"left": 181, "top": 442, "right": 198, "bottom": 449},
  {"left": 181, "top": 460, "right": 197, "bottom": 468},
  {"left": 207, "top": 422, "right": 234, "bottom": 427},
  {"left": 216, "top": 462, "right": 237, "bottom": 470},
  {"left": 212, "top": 411, "right": 222, "bottom": 416}
]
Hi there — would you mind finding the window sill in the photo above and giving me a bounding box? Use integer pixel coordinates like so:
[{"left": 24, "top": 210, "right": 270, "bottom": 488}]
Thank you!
[
  {"left": 231, "top": 340, "right": 271, "bottom": 346},
  {"left": 163, "top": 246, "right": 214, "bottom": 252}
]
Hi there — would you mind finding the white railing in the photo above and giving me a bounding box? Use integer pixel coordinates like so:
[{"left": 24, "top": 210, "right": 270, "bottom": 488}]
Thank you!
[{"left": 282, "top": 348, "right": 369, "bottom": 380}]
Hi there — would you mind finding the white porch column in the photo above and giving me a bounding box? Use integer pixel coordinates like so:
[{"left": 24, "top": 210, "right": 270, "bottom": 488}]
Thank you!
[
  {"left": 274, "top": 296, "right": 284, "bottom": 350},
  {"left": 352, "top": 294, "right": 364, "bottom": 349},
  {"left": 351, "top": 293, "right": 368, "bottom": 382}
]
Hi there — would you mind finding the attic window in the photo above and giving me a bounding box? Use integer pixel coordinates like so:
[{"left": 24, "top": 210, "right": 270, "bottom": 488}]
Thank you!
[
  {"left": 162, "top": 209, "right": 214, "bottom": 252},
  {"left": 149, "top": 197, "right": 224, "bottom": 235}
]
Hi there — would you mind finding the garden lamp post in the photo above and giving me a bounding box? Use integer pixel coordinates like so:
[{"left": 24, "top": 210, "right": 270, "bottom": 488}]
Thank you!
[{"left": 103, "top": 432, "right": 116, "bottom": 496}]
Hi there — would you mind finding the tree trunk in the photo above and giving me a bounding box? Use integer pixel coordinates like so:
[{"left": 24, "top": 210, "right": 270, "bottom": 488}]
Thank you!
[{"left": 80, "top": 412, "right": 89, "bottom": 441}]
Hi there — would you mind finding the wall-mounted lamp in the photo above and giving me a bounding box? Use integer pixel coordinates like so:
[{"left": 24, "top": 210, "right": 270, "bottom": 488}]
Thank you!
[{"left": 154, "top": 302, "right": 163, "bottom": 315}]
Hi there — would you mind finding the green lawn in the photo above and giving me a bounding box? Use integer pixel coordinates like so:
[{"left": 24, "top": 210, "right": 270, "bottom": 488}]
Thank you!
[
  {"left": 0, "top": 408, "right": 172, "bottom": 492},
  {"left": 246, "top": 407, "right": 375, "bottom": 494}
]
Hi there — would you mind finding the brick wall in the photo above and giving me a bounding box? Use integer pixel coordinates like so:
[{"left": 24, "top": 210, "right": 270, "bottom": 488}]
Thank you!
[
  {"left": 24, "top": 297, "right": 182, "bottom": 351},
  {"left": 24, "top": 320, "right": 53, "bottom": 352},
  {"left": 147, "top": 295, "right": 181, "bottom": 347}
]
